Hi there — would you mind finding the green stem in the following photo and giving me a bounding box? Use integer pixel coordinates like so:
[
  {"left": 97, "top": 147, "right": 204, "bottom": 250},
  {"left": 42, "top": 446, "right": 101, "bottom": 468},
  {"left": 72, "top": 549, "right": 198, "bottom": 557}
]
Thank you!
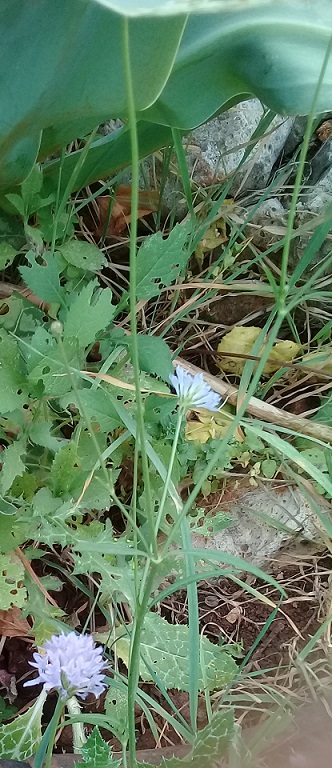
[
  {"left": 127, "top": 566, "right": 157, "bottom": 768},
  {"left": 122, "top": 17, "right": 157, "bottom": 560},
  {"left": 154, "top": 407, "right": 184, "bottom": 536},
  {"left": 45, "top": 696, "right": 64, "bottom": 768},
  {"left": 66, "top": 696, "right": 86, "bottom": 752}
]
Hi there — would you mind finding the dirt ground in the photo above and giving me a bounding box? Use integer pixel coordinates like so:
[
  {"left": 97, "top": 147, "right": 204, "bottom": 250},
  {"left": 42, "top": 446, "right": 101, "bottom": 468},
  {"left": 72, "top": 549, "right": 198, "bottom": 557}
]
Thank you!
[{"left": 1, "top": 551, "right": 331, "bottom": 754}]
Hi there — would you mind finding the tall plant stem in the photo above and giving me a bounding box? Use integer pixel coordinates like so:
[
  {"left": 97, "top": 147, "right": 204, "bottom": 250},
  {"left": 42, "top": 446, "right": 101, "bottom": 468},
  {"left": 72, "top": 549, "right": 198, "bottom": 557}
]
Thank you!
[
  {"left": 154, "top": 407, "right": 184, "bottom": 536},
  {"left": 44, "top": 696, "right": 64, "bottom": 768},
  {"left": 122, "top": 16, "right": 159, "bottom": 768},
  {"left": 122, "top": 18, "right": 157, "bottom": 560},
  {"left": 127, "top": 566, "right": 157, "bottom": 767}
]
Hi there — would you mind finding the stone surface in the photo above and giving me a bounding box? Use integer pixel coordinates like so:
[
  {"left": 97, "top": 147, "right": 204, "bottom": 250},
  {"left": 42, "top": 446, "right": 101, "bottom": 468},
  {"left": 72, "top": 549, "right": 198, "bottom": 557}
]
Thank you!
[
  {"left": 243, "top": 197, "right": 287, "bottom": 250},
  {"left": 192, "top": 486, "right": 324, "bottom": 569},
  {"left": 186, "top": 100, "right": 293, "bottom": 196}
]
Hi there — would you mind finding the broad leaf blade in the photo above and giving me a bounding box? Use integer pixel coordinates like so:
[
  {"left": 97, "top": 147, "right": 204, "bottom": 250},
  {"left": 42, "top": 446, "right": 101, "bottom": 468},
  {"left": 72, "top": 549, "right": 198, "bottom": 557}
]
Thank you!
[
  {"left": 0, "top": 690, "right": 47, "bottom": 761},
  {"left": 0, "top": 330, "right": 29, "bottom": 415},
  {"left": 137, "top": 334, "right": 173, "bottom": 381},
  {"left": 136, "top": 224, "right": 190, "bottom": 300},
  {"left": 0, "top": 1, "right": 185, "bottom": 187},
  {"left": 63, "top": 282, "right": 115, "bottom": 347},
  {"left": 19, "top": 251, "right": 65, "bottom": 305},
  {"left": 115, "top": 613, "right": 237, "bottom": 691}
]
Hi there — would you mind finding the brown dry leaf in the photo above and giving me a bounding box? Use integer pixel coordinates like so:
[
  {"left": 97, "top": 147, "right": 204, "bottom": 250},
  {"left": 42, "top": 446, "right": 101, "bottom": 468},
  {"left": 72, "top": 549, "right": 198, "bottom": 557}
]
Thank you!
[
  {"left": 316, "top": 120, "right": 332, "bottom": 143},
  {"left": 0, "top": 606, "right": 31, "bottom": 637},
  {"left": 225, "top": 606, "right": 242, "bottom": 624},
  {"left": 95, "top": 185, "right": 159, "bottom": 237}
]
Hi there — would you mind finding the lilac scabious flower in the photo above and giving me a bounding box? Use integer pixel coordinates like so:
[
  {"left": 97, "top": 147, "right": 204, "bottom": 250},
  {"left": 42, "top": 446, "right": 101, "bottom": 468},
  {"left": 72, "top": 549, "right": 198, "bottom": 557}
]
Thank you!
[
  {"left": 24, "top": 632, "right": 108, "bottom": 700},
  {"left": 170, "top": 366, "right": 221, "bottom": 412}
]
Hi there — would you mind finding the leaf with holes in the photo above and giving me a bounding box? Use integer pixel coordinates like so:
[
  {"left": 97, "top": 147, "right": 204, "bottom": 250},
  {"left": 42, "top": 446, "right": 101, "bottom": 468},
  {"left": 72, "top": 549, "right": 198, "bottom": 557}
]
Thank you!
[
  {"left": 104, "top": 686, "right": 128, "bottom": 741},
  {"left": 61, "top": 388, "right": 123, "bottom": 433},
  {"left": 0, "top": 689, "right": 47, "bottom": 760},
  {"left": 58, "top": 241, "right": 107, "bottom": 273},
  {"left": 28, "top": 338, "right": 83, "bottom": 397},
  {"left": 0, "top": 553, "right": 26, "bottom": 610},
  {"left": 50, "top": 441, "right": 81, "bottom": 496},
  {"left": 0, "top": 242, "right": 17, "bottom": 270},
  {"left": 0, "top": 329, "right": 29, "bottom": 414},
  {"left": 63, "top": 281, "right": 115, "bottom": 347},
  {"left": 76, "top": 727, "right": 121, "bottom": 768},
  {"left": 0, "top": 437, "right": 27, "bottom": 495},
  {"left": 136, "top": 223, "right": 190, "bottom": 300},
  {"left": 19, "top": 250, "right": 65, "bottom": 305},
  {"left": 0, "top": 513, "right": 28, "bottom": 554},
  {"left": 115, "top": 613, "right": 237, "bottom": 691}
]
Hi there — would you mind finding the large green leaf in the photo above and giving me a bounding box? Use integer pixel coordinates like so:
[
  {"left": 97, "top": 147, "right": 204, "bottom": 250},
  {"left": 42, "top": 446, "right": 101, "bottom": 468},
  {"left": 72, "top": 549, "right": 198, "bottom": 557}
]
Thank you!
[
  {"left": 96, "top": 0, "right": 277, "bottom": 14},
  {"left": 42, "top": 122, "right": 173, "bottom": 196},
  {"left": 143, "top": 6, "right": 332, "bottom": 129},
  {"left": 115, "top": 613, "right": 237, "bottom": 691},
  {"left": 0, "top": 0, "right": 185, "bottom": 187},
  {"left": 2, "top": 1, "right": 332, "bottom": 193}
]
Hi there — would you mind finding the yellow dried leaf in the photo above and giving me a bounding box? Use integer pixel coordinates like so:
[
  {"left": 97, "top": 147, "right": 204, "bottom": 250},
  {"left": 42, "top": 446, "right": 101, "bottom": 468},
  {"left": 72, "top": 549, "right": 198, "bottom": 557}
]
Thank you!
[
  {"left": 263, "top": 340, "right": 301, "bottom": 374},
  {"left": 217, "top": 326, "right": 301, "bottom": 376},
  {"left": 217, "top": 326, "right": 261, "bottom": 375},
  {"left": 185, "top": 407, "right": 244, "bottom": 444},
  {"left": 195, "top": 219, "right": 227, "bottom": 260}
]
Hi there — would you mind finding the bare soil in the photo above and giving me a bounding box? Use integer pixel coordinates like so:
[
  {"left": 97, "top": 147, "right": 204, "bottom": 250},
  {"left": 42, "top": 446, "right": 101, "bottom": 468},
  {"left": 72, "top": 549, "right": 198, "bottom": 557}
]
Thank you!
[{"left": 1, "top": 552, "right": 330, "bottom": 754}]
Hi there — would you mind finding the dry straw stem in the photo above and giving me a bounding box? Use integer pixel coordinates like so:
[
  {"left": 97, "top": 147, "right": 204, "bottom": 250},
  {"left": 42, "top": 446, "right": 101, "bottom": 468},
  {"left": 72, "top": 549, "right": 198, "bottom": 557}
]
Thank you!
[{"left": 176, "top": 357, "right": 332, "bottom": 444}]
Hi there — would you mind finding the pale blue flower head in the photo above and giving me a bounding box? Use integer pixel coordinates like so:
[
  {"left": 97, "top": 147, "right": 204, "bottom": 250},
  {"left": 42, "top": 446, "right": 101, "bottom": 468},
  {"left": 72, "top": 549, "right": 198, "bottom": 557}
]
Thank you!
[
  {"left": 24, "top": 631, "right": 108, "bottom": 700},
  {"left": 170, "top": 366, "right": 221, "bottom": 412}
]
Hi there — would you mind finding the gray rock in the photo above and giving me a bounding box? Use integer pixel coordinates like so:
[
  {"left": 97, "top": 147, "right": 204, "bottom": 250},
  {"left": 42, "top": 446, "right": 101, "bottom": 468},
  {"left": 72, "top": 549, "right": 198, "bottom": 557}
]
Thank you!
[
  {"left": 282, "top": 115, "right": 308, "bottom": 157},
  {"left": 305, "top": 135, "right": 332, "bottom": 187},
  {"left": 186, "top": 100, "right": 293, "bottom": 196},
  {"left": 243, "top": 197, "right": 287, "bottom": 250},
  {"left": 299, "top": 163, "right": 332, "bottom": 214},
  {"left": 192, "top": 487, "right": 323, "bottom": 570}
]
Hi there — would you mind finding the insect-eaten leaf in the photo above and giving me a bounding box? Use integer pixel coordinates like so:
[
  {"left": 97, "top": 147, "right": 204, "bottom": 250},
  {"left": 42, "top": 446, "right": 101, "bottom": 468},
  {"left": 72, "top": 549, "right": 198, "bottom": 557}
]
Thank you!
[
  {"left": 58, "top": 240, "right": 107, "bottom": 272},
  {"left": 114, "top": 613, "right": 237, "bottom": 692},
  {"left": 19, "top": 250, "right": 65, "bottom": 305},
  {"left": 0, "top": 553, "right": 26, "bottom": 611},
  {"left": 95, "top": 186, "right": 159, "bottom": 238},
  {"left": 136, "top": 222, "right": 190, "bottom": 300},
  {"left": 217, "top": 326, "right": 301, "bottom": 376},
  {"left": 185, "top": 407, "right": 244, "bottom": 444}
]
